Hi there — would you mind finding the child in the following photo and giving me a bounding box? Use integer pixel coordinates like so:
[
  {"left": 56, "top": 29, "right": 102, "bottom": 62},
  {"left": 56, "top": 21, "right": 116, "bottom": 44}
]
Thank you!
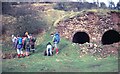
[{"left": 46, "top": 42, "right": 53, "bottom": 56}]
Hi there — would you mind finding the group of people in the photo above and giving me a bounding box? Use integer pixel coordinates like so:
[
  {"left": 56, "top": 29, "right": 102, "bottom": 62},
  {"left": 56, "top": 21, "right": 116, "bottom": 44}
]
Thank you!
[
  {"left": 11, "top": 31, "right": 60, "bottom": 58},
  {"left": 44, "top": 32, "right": 60, "bottom": 56},
  {"left": 12, "top": 32, "right": 36, "bottom": 58}
]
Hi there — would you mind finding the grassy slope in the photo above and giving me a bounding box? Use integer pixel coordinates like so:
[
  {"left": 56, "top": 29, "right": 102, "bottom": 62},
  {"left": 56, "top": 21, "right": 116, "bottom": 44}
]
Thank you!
[
  {"left": 2, "top": 4, "right": 118, "bottom": 72},
  {"left": 2, "top": 33, "right": 118, "bottom": 72}
]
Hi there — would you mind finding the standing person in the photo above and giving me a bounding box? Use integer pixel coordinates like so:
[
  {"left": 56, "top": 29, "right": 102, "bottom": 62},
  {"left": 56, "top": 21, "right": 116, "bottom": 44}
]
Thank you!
[
  {"left": 11, "top": 35, "right": 17, "bottom": 50},
  {"left": 16, "top": 35, "right": 24, "bottom": 58},
  {"left": 25, "top": 36, "right": 31, "bottom": 56},
  {"left": 30, "top": 34, "right": 36, "bottom": 53},
  {"left": 22, "top": 36, "right": 27, "bottom": 50},
  {"left": 52, "top": 32, "right": 60, "bottom": 55},
  {"left": 22, "top": 32, "right": 29, "bottom": 50}
]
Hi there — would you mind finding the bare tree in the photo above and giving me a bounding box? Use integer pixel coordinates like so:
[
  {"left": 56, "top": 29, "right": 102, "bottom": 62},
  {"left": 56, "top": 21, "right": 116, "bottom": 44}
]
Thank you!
[
  {"left": 100, "top": 2, "right": 107, "bottom": 9},
  {"left": 116, "top": 0, "right": 120, "bottom": 10},
  {"left": 109, "top": 0, "right": 115, "bottom": 9},
  {"left": 77, "top": 0, "right": 82, "bottom": 2},
  {"left": 97, "top": 0, "right": 99, "bottom": 7},
  {"left": 83, "top": 0, "right": 87, "bottom": 3}
]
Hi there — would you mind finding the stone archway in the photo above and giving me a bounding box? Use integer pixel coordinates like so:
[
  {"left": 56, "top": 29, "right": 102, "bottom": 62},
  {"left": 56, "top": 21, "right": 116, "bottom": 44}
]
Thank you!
[
  {"left": 72, "top": 32, "right": 90, "bottom": 44},
  {"left": 101, "top": 30, "right": 120, "bottom": 45}
]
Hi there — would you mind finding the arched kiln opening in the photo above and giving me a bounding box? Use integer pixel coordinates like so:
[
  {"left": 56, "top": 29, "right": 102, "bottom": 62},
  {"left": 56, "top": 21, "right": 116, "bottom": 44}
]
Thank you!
[
  {"left": 72, "top": 32, "right": 90, "bottom": 44},
  {"left": 102, "top": 30, "right": 120, "bottom": 45}
]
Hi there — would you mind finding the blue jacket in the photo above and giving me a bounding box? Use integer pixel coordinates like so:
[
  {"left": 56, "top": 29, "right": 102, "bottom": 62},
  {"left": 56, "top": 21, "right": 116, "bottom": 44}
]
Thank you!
[{"left": 53, "top": 32, "right": 60, "bottom": 44}]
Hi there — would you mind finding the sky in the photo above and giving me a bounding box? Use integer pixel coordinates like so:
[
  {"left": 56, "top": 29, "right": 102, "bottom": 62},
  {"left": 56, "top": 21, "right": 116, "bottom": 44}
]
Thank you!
[
  {"left": 2, "top": 0, "right": 119, "bottom": 6},
  {"left": 71, "top": 0, "right": 119, "bottom": 7}
]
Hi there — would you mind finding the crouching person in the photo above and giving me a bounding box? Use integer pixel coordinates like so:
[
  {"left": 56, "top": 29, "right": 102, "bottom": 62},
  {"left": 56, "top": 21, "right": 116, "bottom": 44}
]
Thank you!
[
  {"left": 16, "top": 35, "right": 24, "bottom": 58},
  {"left": 44, "top": 42, "right": 53, "bottom": 56}
]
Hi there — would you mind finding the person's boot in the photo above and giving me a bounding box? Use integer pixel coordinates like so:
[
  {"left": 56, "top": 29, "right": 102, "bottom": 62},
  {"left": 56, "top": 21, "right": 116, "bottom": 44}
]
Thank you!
[
  {"left": 26, "top": 52, "right": 28, "bottom": 56},
  {"left": 51, "top": 51, "right": 53, "bottom": 56},
  {"left": 56, "top": 48, "right": 59, "bottom": 55},
  {"left": 21, "top": 54, "right": 25, "bottom": 58},
  {"left": 52, "top": 47, "right": 54, "bottom": 51},
  {"left": 32, "top": 50, "right": 35, "bottom": 53},
  {"left": 17, "top": 54, "right": 20, "bottom": 58}
]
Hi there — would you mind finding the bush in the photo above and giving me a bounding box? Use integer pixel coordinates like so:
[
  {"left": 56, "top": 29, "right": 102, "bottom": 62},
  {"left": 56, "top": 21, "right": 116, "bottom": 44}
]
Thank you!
[{"left": 53, "top": 2, "right": 98, "bottom": 11}]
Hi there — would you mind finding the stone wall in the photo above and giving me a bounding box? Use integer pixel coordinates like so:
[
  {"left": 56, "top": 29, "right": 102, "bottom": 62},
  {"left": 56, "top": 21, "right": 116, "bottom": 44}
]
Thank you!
[{"left": 56, "top": 11, "right": 120, "bottom": 44}]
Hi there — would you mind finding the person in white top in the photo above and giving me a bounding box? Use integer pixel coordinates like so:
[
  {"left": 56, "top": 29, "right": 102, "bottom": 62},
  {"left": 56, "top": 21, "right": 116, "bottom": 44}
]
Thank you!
[
  {"left": 46, "top": 42, "right": 53, "bottom": 56},
  {"left": 11, "top": 35, "right": 17, "bottom": 49}
]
